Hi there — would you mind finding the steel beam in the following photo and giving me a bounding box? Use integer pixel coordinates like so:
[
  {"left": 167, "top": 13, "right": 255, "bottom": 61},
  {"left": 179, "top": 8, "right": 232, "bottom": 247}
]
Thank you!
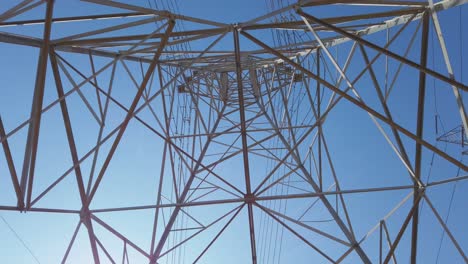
[
  {"left": 233, "top": 27, "right": 258, "bottom": 264},
  {"left": 240, "top": 30, "right": 467, "bottom": 171},
  {"left": 0, "top": 116, "right": 24, "bottom": 208},
  {"left": 383, "top": 192, "right": 423, "bottom": 264},
  {"left": 297, "top": 9, "right": 468, "bottom": 92},
  {"left": 410, "top": 11, "right": 430, "bottom": 264},
  {"left": 87, "top": 20, "right": 176, "bottom": 205},
  {"left": 0, "top": 12, "right": 152, "bottom": 27},
  {"left": 21, "top": 0, "right": 55, "bottom": 209},
  {"left": 50, "top": 49, "right": 102, "bottom": 264}
]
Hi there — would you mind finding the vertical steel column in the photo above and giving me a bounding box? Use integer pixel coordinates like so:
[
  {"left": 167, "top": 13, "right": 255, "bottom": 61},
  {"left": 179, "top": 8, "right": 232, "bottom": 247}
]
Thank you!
[
  {"left": 316, "top": 48, "right": 323, "bottom": 190},
  {"left": 20, "top": 0, "right": 55, "bottom": 209},
  {"left": 233, "top": 26, "right": 257, "bottom": 264},
  {"left": 411, "top": 11, "right": 430, "bottom": 264}
]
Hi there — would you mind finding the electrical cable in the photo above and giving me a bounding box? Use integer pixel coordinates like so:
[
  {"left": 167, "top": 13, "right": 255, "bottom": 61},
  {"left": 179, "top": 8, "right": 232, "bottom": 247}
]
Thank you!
[
  {"left": 0, "top": 214, "right": 41, "bottom": 264},
  {"left": 435, "top": 156, "right": 463, "bottom": 263}
]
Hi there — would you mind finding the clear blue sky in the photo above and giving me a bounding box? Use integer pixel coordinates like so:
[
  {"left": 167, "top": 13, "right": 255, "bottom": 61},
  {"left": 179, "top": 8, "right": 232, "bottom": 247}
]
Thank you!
[{"left": 0, "top": 0, "right": 467, "bottom": 263}]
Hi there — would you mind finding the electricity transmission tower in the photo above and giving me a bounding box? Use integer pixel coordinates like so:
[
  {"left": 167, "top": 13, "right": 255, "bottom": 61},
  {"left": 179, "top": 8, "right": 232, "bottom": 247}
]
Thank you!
[{"left": 0, "top": 0, "right": 467, "bottom": 263}]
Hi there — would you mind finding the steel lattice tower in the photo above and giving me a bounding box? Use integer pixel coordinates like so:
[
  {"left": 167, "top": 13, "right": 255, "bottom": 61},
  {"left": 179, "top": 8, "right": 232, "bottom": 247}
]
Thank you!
[{"left": 0, "top": 0, "right": 467, "bottom": 263}]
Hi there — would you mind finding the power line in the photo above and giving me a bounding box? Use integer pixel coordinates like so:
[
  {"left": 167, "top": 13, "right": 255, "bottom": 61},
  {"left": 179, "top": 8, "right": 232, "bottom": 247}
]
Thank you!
[
  {"left": 435, "top": 156, "right": 463, "bottom": 263},
  {"left": 0, "top": 214, "right": 41, "bottom": 264}
]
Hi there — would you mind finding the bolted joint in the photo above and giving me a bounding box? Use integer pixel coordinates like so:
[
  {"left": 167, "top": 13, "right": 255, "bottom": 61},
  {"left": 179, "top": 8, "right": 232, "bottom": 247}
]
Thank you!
[
  {"left": 168, "top": 19, "right": 176, "bottom": 26},
  {"left": 416, "top": 184, "right": 426, "bottom": 194},
  {"left": 351, "top": 242, "right": 360, "bottom": 249},
  {"left": 244, "top": 194, "right": 256, "bottom": 204},
  {"left": 232, "top": 23, "right": 242, "bottom": 32},
  {"left": 293, "top": 4, "right": 302, "bottom": 13},
  {"left": 161, "top": 10, "right": 172, "bottom": 19},
  {"left": 149, "top": 254, "right": 157, "bottom": 264},
  {"left": 80, "top": 208, "right": 91, "bottom": 223}
]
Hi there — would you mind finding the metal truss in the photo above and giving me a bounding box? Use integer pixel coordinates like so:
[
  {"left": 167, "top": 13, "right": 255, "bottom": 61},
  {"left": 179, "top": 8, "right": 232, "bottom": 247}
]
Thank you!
[{"left": 0, "top": 0, "right": 467, "bottom": 263}]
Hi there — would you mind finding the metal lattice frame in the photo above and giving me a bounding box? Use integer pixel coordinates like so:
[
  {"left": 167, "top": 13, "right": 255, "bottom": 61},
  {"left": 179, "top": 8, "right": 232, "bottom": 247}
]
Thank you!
[{"left": 0, "top": 0, "right": 467, "bottom": 263}]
